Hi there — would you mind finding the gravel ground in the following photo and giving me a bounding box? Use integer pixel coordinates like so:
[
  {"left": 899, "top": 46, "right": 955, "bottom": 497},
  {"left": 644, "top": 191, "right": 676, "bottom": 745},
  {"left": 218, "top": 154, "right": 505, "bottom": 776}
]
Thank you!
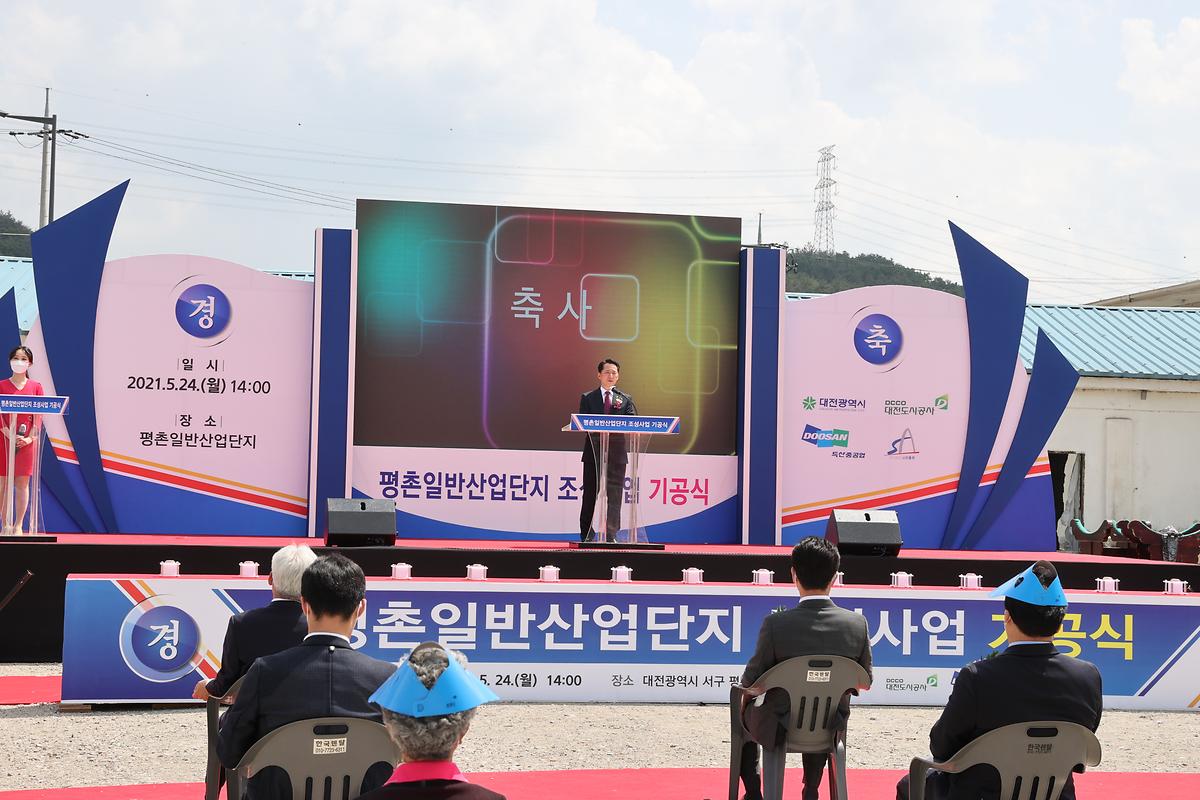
[
  {"left": 0, "top": 662, "right": 61, "bottom": 677},
  {"left": 0, "top": 673, "right": 1196, "bottom": 791}
]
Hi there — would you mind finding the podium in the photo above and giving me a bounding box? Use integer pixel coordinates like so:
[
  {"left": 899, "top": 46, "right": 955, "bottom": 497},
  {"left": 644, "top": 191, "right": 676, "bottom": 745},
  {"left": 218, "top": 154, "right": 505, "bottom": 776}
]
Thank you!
[
  {"left": 0, "top": 393, "right": 69, "bottom": 542},
  {"left": 563, "top": 413, "right": 680, "bottom": 550}
]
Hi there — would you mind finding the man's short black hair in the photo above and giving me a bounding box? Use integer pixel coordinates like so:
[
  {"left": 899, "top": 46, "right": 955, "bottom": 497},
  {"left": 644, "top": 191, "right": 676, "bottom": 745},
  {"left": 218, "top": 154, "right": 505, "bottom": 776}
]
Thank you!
[
  {"left": 791, "top": 536, "right": 840, "bottom": 590},
  {"left": 301, "top": 553, "right": 366, "bottom": 619},
  {"left": 597, "top": 358, "right": 620, "bottom": 373},
  {"left": 1005, "top": 560, "right": 1066, "bottom": 637}
]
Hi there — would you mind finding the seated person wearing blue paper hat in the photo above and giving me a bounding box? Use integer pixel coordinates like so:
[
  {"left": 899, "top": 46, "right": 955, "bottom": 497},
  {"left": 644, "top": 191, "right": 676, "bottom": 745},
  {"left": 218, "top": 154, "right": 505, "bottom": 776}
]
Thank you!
[
  {"left": 359, "top": 642, "right": 505, "bottom": 800},
  {"left": 897, "top": 560, "right": 1103, "bottom": 800}
]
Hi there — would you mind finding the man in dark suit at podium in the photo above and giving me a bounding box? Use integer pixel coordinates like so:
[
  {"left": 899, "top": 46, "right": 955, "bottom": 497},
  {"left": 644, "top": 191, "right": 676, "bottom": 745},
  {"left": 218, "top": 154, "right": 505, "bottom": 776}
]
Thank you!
[{"left": 579, "top": 358, "right": 637, "bottom": 542}]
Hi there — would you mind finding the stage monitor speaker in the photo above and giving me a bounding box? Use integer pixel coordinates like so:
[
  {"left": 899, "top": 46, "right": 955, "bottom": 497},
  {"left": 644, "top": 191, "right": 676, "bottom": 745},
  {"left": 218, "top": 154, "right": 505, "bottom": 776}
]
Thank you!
[
  {"left": 824, "top": 508, "right": 902, "bottom": 557},
  {"left": 325, "top": 498, "right": 397, "bottom": 547}
]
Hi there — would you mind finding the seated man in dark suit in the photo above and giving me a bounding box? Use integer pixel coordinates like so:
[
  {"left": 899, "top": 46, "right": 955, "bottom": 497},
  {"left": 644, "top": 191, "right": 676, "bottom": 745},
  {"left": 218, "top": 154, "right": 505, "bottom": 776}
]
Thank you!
[
  {"left": 217, "top": 553, "right": 397, "bottom": 798},
  {"left": 738, "top": 537, "right": 873, "bottom": 800},
  {"left": 897, "top": 560, "right": 1103, "bottom": 800},
  {"left": 193, "top": 544, "right": 317, "bottom": 701},
  {"left": 359, "top": 642, "right": 505, "bottom": 799}
]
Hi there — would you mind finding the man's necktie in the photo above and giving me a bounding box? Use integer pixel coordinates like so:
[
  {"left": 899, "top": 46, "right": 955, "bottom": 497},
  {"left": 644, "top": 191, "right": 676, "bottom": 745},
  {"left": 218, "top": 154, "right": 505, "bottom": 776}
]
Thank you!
[{"left": 604, "top": 390, "right": 612, "bottom": 413}]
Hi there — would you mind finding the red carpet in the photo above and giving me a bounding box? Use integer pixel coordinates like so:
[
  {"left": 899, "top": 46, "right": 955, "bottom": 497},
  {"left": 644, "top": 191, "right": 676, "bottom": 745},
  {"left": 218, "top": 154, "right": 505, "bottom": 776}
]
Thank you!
[
  {"left": 0, "top": 786, "right": 199, "bottom": 800},
  {"left": 0, "top": 768, "right": 1196, "bottom": 799},
  {"left": 0, "top": 675, "right": 60, "bottom": 705}
]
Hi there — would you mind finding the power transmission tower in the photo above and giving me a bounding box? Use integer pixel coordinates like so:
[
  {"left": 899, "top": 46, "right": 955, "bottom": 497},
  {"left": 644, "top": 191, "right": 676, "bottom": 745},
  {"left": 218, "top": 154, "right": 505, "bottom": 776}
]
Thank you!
[{"left": 813, "top": 145, "right": 837, "bottom": 254}]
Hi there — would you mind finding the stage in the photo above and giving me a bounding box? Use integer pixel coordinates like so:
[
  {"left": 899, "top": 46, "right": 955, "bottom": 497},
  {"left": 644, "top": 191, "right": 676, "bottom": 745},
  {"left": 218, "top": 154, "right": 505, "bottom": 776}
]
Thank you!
[{"left": 3, "top": 533, "right": 1197, "bottom": 662}]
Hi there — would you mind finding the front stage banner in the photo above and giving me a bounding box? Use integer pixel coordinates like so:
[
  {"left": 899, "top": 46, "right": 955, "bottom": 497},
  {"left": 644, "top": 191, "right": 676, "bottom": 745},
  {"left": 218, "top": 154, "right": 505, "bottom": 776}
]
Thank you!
[
  {"left": 352, "top": 201, "right": 742, "bottom": 542},
  {"left": 62, "top": 576, "right": 1200, "bottom": 711}
]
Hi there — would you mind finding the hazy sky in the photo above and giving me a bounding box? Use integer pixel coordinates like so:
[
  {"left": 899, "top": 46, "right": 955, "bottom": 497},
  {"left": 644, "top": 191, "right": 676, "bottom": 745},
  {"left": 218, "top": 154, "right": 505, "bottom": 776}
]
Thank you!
[{"left": 2, "top": 0, "right": 1198, "bottom": 302}]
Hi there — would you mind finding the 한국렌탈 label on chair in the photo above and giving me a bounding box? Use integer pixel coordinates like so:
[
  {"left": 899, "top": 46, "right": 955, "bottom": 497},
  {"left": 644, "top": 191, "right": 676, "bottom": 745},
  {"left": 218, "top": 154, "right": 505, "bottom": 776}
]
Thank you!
[{"left": 313, "top": 737, "right": 348, "bottom": 755}]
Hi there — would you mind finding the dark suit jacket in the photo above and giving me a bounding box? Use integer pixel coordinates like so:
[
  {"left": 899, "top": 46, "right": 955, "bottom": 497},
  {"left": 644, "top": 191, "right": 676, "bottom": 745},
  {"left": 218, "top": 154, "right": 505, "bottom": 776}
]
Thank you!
[
  {"left": 579, "top": 387, "right": 637, "bottom": 465},
  {"left": 357, "top": 781, "right": 507, "bottom": 800},
  {"left": 217, "top": 634, "right": 397, "bottom": 772},
  {"left": 207, "top": 599, "right": 307, "bottom": 698},
  {"left": 929, "top": 642, "right": 1103, "bottom": 799},
  {"left": 742, "top": 597, "right": 873, "bottom": 688}
]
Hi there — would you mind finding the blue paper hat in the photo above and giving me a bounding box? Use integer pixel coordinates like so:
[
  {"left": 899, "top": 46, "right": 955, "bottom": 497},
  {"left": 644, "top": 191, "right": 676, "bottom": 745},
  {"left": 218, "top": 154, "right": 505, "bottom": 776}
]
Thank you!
[
  {"left": 370, "top": 642, "right": 499, "bottom": 718},
  {"left": 989, "top": 563, "right": 1068, "bottom": 607}
]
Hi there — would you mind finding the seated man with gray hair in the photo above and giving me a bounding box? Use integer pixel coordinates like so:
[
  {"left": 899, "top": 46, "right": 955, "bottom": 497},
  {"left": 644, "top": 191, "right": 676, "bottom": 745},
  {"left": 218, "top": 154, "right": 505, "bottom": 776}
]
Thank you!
[
  {"left": 359, "top": 642, "right": 505, "bottom": 800},
  {"left": 193, "top": 543, "right": 318, "bottom": 701}
]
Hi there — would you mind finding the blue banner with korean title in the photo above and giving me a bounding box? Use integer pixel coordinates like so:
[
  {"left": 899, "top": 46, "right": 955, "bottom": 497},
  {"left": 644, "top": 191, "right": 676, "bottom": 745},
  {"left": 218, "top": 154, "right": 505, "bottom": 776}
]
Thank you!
[
  {"left": 61, "top": 576, "right": 1200, "bottom": 709},
  {"left": 0, "top": 394, "right": 69, "bottom": 415},
  {"left": 567, "top": 414, "right": 681, "bottom": 435}
]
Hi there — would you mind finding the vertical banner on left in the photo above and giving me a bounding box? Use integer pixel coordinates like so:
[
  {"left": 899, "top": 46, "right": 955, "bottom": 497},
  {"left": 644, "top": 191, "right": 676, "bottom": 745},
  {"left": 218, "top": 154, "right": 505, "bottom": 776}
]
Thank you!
[{"left": 29, "top": 255, "right": 314, "bottom": 534}]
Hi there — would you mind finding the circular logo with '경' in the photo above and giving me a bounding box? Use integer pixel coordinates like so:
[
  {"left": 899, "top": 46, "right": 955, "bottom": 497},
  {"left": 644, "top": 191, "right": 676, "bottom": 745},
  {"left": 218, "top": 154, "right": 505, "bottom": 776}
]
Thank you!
[
  {"left": 175, "top": 283, "right": 231, "bottom": 339},
  {"left": 118, "top": 601, "right": 202, "bottom": 682},
  {"left": 853, "top": 313, "right": 903, "bottom": 365}
]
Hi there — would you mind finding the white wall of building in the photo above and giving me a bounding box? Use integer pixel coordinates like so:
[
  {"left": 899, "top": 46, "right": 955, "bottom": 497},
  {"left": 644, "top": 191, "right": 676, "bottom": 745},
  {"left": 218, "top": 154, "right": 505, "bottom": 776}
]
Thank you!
[{"left": 1046, "top": 377, "right": 1200, "bottom": 528}]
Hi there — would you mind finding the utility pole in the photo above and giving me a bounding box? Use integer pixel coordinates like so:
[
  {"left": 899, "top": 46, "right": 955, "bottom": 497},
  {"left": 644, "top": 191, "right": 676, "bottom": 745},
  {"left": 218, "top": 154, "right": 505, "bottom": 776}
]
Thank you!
[
  {"left": 757, "top": 211, "right": 763, "bottom": 245},
  {"left": 1, "top": 92, "right": 78, "bottom": 229},
  {"left": 813, "top": 145, "right": 837, "bottom": 254},
  {"left": 39, "top": 89, "right": 51, "bottom": 228}
]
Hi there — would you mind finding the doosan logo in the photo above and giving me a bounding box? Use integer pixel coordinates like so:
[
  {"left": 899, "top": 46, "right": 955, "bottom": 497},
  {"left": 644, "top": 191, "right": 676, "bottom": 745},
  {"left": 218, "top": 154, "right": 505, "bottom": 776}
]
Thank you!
[{"left": 802, "top": 424, "right": 850, "bottom": 448}]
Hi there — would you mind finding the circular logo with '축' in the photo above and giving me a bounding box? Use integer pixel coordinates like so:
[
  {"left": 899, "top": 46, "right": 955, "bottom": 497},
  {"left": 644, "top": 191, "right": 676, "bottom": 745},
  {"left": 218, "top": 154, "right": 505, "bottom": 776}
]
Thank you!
[
  {"left": 175, "top": 283, "right": 231, "bottom": 339},
  {"left": 118, "top": 600, "right": 202, "bottom": 682},
  {"left": 853, "top": 313, "right": 903, "bottom": 365}
]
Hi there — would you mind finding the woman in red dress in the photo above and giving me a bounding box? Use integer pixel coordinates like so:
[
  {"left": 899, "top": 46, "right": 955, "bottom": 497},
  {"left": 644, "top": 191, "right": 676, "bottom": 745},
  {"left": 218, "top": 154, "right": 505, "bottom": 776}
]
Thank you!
[{"left": 0, "top": 346, "right": 45, "bottom": 535}]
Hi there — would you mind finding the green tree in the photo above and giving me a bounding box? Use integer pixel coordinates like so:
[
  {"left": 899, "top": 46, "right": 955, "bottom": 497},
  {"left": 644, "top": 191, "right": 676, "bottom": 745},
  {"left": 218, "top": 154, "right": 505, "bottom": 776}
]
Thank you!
[
  {"left": 786, "top": 245, "right": 963, "bottom": 296},
  {"left": 0, "top": 211, "right": 33, "bottom": 259}
]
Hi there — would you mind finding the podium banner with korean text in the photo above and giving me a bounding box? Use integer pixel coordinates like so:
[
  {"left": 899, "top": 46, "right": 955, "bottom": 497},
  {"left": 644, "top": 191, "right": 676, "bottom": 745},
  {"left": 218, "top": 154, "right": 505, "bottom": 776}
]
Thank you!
[
  {"left": 61, "top": 575, "right": 1200, "bottom": 710},
  {"left": 351, "top": 200, "right": 742, "bottom": 542}
]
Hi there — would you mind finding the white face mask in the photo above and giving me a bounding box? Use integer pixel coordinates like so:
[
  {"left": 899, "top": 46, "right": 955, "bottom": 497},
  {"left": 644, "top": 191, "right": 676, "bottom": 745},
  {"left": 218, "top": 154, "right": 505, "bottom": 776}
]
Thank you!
[{"left": 10, "top": 360, "right": 29, "bottom": 375}]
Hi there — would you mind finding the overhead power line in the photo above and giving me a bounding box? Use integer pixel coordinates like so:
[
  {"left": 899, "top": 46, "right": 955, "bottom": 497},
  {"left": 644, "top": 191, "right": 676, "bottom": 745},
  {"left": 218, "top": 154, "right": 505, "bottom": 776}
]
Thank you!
[
  {"left": 69, "top": 120, "right": 816, "bottom": 180},
  {"left": 838, "top": 170, "right": 1190, "bottom": 271}
]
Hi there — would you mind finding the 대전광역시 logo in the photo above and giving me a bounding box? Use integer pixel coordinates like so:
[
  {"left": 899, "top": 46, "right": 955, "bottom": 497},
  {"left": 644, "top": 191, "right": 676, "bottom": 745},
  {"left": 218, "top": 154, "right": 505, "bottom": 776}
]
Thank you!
[
  {"left": 853, "top": 313, "right": 902, "bottom": 365},
  {"left": 175, "top": 283, "right": 231, "bottom": 339},
  {"left": 802, "top": 424, "right": 850, "bottom": 448}
]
